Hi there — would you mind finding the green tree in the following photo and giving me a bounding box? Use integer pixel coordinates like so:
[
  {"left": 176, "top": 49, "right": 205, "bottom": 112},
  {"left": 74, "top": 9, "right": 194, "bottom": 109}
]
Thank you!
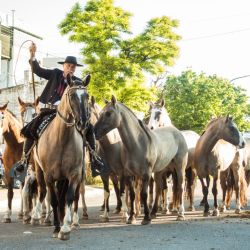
[
  {"left": 162, "top": 70, "right": 250, "bottom": 133},
  {"left": 58, "top": 0, "right": 180, "bottom": 112}
]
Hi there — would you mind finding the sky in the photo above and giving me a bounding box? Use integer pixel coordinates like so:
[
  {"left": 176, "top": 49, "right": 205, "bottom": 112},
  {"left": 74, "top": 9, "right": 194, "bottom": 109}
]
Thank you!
[{"left": 1, "top": 0, "right": 250, "bottom": 95}]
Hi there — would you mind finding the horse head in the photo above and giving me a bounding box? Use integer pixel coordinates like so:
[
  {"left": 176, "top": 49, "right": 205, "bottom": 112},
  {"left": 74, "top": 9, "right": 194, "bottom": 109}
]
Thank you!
[
  {"left": 0, "top": 102, "right": 8, "bottom": 143},
  {"left": 221, "top": 115, "right": 245, "bottom": 148},
  {"left": 58, "top": 74, "right": 91, "bottom": 132},
  {"left": 18, "top": 96, "right": 40, "bottom": 126},
  {"left": 147, "top": 99, "right": 172, "bottom": 129},
  {"left": 94, "top": 95, "right": 121, "bottom": 140}
]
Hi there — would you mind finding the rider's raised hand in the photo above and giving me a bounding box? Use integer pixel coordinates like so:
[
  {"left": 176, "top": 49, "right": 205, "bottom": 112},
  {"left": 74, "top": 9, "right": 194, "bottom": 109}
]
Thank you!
[{"left": 29, "top": 42, "right": 37, "bottom": 58}]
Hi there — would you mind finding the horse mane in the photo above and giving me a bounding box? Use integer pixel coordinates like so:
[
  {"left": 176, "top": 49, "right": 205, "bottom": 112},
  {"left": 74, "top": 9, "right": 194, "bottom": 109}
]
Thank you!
[
  {"left": 118, "top": 102, "right": 152, "bottom": 141},
  {"left": 4, "top": 109, "right": 23, "bottom": 143}
]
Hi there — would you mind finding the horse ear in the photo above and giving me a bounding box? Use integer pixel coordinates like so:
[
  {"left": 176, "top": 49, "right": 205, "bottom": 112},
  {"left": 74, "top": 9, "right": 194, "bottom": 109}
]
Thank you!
[
  {"left": 91, "top": 96, "right": 95, "bottom": 106},
  {"left": 104, "top": 99, "right": 109, "bottom": 105},
  {"left": 160, "top": 99, "right": 165, "bottom": 107},
  {"left": 226, "top": 114, "right": 233, "bottom": 122},
  {"left": 34, "top": 96, "right": 40, "bottom": 107},
  {"left": 149, "top": 101, "right": 154, "bottom": 109},
  {"left": 83, "top": 74, "right": 91, "bottom": 87},
  {"left": 18, "top": 96, "right": 25, "bottom": 106},
  {"left": 0, "top": 102, "right": 8, "bottom": 110},
  {"left": 111, "top": 95, "right": 117, "bottom": 106}
]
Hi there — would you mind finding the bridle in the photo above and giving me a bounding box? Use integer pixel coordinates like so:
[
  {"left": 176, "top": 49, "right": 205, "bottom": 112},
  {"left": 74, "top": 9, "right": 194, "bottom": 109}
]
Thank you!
[{"left": 57, "top": 85, "right": 90, "bottom": 133}]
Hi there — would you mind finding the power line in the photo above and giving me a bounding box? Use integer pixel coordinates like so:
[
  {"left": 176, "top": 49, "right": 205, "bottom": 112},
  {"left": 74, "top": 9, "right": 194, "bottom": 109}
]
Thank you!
[{"left": 181, "top": 27, "right": 250, "bottom": 41}]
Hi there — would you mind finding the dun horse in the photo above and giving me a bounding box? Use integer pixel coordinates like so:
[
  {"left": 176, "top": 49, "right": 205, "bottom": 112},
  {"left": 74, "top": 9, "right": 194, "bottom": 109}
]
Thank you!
[
  {"left": 147, "top": 99, "right": 199, "bottom": 213},
  {"left": 94, "top": 96, "right": 188, "bottom": 224},
  {"left": 31, "top": 77, "right": 90, "bottom": 240},
  {"left": 89, "top": 96, "right": 123, "bottom": 222},
  {"left": 194, "top": 116, "right": 245, "bottom": 216}
]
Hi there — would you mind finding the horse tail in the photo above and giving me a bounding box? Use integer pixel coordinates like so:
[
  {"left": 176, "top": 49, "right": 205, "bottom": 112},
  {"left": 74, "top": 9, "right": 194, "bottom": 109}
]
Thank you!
[
  {"left": 57, "top": 179, "right": 69, "bottom": 222},
  {"left": 225, "top": 168, "right": 234, "bottom": 207},
  {"left": 185, "top": 167, "right": 196, "bottom": 203},
  {"left": 172, "top": 169, "right": 178, "bottom": 209}
]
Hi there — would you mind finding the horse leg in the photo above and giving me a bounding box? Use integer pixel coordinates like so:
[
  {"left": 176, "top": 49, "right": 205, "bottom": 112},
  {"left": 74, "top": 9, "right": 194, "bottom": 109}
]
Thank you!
[
  {"left": 212, "top": 175, "right": 220, "bottom": 216},
  {"left": 219, "top": 170, "right": 228, "bottom": 213},
  {"left": 148, "top": 176, "right": 154, "bottom": 209},
  {"left": 3, "top": 176, "right": 14, "bottom": 223},
  {"left": 141, "top": 174, "right": 151, "bottom": 225},
  {"left": 18, "top": 182, "right": 24, "bottom": 220},
  {"left": 120, "top": 175, "right": 129, "bottom": 223},
  {"left": 186, "top": 167, "right": 196, "bottom": 212},
  {"left": 22, "top": 176, "right": 32, "bottom": 224},
  {"left": 110, "top": 174, "right": 121, "bottom": 214},
  {"left": 126, "top": 176, "right": 136, "bottom": 224},
  {"left": 43, "top": 188, "right": 52, "bottom": 226},
  {"left": 200, "top": 177, "right": 210, "bottom": 216},
  {"left": 175, "top": 167, "right": 185, "bottom": 221},
  {"left": 31, "top": 165, "right": 46, "bottom": 225},
  {"left": 80, "top": 180, "right": 88, "bottom": 220},
  {"left": 150, "top": 172, "right": 162, "bottom": 219},
  {"left": 99, "top": 174, "right": 110, "bottom": 222},
  {"left": 233, "top": 167, "right": 241, "bottom": 214},
  {"left": 135, "top": 177, "right": 141, "bottom": 217},
  {"left": 162, "top": 172, "right": 170, "bottom": 214},
  {"left": 171, "top": 170, "right": 178, "bottom": 214},
  {"left": 58, "top": 181, "right": 78, "bottom": 241},
  {"left": 71, "top": 184, "right": 81, "bottom": 230}
]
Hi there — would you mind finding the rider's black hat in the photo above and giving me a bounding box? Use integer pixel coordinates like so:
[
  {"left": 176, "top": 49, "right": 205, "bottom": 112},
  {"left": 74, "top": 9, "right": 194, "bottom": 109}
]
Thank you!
[{"left": 57, "top": 56, "right": 83, "bottom": 67}]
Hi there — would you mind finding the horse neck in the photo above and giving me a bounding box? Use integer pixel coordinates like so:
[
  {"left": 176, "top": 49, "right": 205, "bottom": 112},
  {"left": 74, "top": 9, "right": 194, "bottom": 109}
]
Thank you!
[
  {"left": 161, "top": 109, "right": 172, "bottom": 126},
  {"left": 117, "top": 104, "right": 150, "bottom": 152},
  {"left": 197, "top": 122, "right": 222, "bottom": 157}
]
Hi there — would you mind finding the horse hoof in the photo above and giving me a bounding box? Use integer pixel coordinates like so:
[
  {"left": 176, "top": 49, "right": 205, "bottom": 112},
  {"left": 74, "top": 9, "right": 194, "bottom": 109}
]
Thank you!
[
  {"left": 157, "top": 207, "right": 163, "bottom": 212},
  {"left": 141, "top": 219, "right": 151, "bottom": 225},
  {"left": 43, "top": 220, "right": 52, "bottom": 226},
  {"left": 52, "top": 228, "right": 60, "bottom": 238},
  {"left": 188, "top": 206, "right": 195, "bottom": 212},
  {"left": 171, "top": 210, "right": 178, "bottom": 215},
  {"left": 226, "top": 206, "right": 231, "bottom": 210},
  {"left": 17, "top": 213, "right": 23, "bottom": 220},
  {"left": 71, "top": 223, "right": 80, "bottom": 230},
  {"left": 112, "top": 209, "right": 121, "bottom": 214},
  {"left": 58, "top": 231, "right": 70, "bottom": 241},
  {"left": 2, "top": 218, "right": 11, "bottom": 223},
  {"left": 82, "top": 213, "right": 88, "bottom": 220},
  {"left": 212, "top": 210, "right": 219, "bottom": 217},
  {"left": 235, "top": 209, "right": 241, "bottom": 214},
  {"left": 177, "top": 215, "right": 185, "bottom": 221},
  {"left": 31, "top": 218, "right": 40, "bottom": 226},
  {"left": 150, "top": 213, "right": 157, "bottom": 219},
  {"left": 99, "top": 216, "right": 109, "bottom": 223},
  {"left": 23, "top": 216, "right": 31, "bottom": 224},
  {"left": 41, "top": 213, "right": 46, "bottom": 219},
  {"left": 203, "top": 211, "right": 210, "bottom": 217},
  {"left": 127, "top": 216, "right": 136, "bottom": 225},
  {"left": 121, "top": 217, "right": 128, "bottom": 223},
  {"left": 220, "top": 207, "right": 226, "bottom": 213},
  {"left": 99, "top": 207, "right": 105, "bottom": 212}
]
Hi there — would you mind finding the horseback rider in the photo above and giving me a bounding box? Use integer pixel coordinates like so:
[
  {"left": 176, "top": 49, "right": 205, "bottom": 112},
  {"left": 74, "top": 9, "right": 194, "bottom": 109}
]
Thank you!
[{"left": 15, "top": 42, "right": 107, "bottom": 177}]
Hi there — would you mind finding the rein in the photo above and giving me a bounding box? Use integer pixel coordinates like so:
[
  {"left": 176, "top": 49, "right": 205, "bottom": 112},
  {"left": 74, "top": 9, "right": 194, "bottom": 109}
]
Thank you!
[{"left": 56, "top": 85, "right": 90, "bottom": 132}]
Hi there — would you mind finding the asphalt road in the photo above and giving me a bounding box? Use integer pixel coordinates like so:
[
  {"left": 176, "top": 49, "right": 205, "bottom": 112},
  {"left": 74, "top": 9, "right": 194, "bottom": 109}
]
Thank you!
[{"left": 0, "top": 183, "right": 249, "bottom": 250}]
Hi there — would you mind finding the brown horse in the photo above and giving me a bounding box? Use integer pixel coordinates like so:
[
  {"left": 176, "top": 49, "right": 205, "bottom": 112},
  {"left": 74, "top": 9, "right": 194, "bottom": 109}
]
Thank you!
[
  {"left": 94, "top": 96, "right": 188, "bottom": 224},
  {"left": 194, "top": 116, "right": 245, "bottom": 216},
  {"left": 31, "top": 77, "right": 89, "bottom": 240},
  {"left": 0, "top": 103, "right": 23, "bottom": 223}
]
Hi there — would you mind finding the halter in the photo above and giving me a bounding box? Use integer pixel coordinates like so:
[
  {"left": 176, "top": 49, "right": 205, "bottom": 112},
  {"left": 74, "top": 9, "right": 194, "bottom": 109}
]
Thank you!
[
  {"left": 56, "top": 85, "right": 90, "bottom": 132},
  {"left": 21, "top": 105, "right": 36, "bottom": 126}
]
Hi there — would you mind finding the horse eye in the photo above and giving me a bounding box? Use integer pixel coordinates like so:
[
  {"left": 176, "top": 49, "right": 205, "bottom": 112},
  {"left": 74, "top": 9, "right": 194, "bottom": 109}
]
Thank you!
[{"left": 106, "top": 112, "right": 111, "bottom": 117}]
